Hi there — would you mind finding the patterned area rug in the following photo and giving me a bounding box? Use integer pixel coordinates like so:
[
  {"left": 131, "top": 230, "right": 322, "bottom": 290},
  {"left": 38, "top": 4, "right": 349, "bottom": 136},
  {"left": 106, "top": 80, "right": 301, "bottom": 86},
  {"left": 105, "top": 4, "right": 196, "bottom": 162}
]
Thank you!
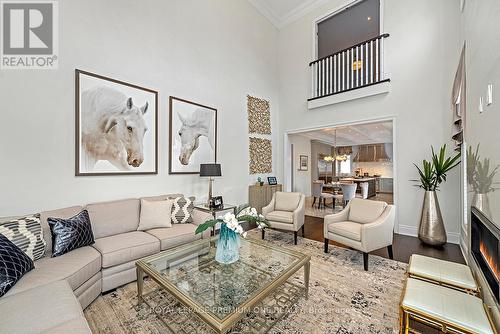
[{"left": 84, "top": 229, "right": 407, "bottom": 333}]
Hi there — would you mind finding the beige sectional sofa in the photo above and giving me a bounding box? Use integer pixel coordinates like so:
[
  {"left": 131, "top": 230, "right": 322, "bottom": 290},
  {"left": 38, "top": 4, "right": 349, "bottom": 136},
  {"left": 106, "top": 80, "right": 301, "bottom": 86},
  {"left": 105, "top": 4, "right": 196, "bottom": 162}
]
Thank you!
[{"left": 0, "top": 194, "right": 212, "bottom": 334}]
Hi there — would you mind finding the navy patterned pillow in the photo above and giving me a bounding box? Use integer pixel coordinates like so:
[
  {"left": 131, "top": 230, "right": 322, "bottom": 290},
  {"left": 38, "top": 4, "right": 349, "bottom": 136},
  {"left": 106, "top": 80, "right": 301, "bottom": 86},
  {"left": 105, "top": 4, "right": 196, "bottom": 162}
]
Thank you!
[
  {"left": 48, "top": 210, "right": 95, "bottom": 257},
  {"left": 0, "top": 234, "right": 34, "bottom": 297}
]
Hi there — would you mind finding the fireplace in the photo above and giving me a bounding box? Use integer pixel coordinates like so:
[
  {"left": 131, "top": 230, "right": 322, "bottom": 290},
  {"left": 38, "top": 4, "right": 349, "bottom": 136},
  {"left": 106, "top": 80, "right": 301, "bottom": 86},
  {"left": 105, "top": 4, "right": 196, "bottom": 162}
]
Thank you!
[{"left": 471, "top": 207, "right": 500, "bottom": 303}]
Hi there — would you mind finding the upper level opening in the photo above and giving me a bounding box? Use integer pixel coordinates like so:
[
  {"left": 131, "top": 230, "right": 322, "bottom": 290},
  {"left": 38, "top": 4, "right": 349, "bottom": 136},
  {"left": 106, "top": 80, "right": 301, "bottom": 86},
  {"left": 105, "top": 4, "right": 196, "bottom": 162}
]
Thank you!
[
  {"left": 316, "top": 0, "right": 381, "bottom": 59},
  {"left": 309, "top": 0, "right": 390, "bottom": 108}
]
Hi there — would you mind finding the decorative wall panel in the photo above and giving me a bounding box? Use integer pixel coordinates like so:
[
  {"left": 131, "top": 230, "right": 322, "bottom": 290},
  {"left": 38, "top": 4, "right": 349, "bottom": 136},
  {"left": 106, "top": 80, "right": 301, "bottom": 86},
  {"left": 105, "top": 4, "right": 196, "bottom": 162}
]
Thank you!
[
  {"left": 247, "top": 95, "right": 271, "bottom": 135},
  {"left": 249, "top": 137, "right": 272, "bottom": 174}
]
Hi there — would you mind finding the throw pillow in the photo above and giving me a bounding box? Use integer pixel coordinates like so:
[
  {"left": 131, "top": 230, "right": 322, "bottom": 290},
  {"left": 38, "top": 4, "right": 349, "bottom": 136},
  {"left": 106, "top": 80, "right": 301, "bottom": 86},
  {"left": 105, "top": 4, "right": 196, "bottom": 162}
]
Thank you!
[
  {"left": 171, "top": 196, "right": 195, "bottom": 224},
  {"left": 138, "top": 199, "right": 173, "bottom": 231},
  {"left": 48, "top": 210, "right": 95, "bottom": 258},
  {"left": 0, "top": 234, "right": 34, "bottom": 297},
  {"left": 0, "top": 214, "right": 46, "bottom": 261}
]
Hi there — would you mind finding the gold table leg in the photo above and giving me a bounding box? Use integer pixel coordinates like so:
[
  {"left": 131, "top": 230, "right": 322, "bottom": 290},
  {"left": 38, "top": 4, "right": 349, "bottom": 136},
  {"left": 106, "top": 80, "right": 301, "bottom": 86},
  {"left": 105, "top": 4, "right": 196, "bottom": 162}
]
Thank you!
[
  {"left": 304, "top": 260, "right": 310, "bottom": 299},
  {"left": 137, "top": 266, "right": 144, "bottom": 304}
]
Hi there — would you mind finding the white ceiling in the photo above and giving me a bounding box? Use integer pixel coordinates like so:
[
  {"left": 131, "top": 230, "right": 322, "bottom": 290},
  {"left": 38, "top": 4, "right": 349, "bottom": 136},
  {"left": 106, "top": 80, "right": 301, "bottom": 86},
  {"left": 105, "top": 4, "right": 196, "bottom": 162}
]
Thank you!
[
  {"left": 295, "top": 121, "right": 393, "bottom": 146},
  {"left": 248, "top": 0, "right": 328, "bottom": 28}
]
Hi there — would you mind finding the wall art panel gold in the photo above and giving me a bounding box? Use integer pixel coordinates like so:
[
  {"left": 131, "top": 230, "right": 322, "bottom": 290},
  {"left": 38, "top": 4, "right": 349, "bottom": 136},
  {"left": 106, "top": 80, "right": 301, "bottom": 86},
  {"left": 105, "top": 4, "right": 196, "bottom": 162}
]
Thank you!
[
  {"left": 247, "top": 95, "right": 271, "bottom": 135},
  {"left": 249, "top": 137, "right": 272, "bottom": 174}
]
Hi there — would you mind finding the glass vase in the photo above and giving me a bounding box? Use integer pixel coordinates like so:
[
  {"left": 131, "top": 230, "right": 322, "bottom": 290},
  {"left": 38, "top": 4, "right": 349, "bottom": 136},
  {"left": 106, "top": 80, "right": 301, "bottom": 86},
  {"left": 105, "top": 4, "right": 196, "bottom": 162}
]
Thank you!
[{"left": 215, "top": 223, "right": 240, "bottom": 264}]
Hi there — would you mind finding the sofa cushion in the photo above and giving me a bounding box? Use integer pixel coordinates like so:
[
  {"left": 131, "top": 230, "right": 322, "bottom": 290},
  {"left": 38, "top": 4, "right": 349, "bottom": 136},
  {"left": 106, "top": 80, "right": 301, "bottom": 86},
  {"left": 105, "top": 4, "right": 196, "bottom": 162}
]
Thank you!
[
  {"left": 147, "top": 224, "right": 201, "bottom": 250},
  {"left": 48, "top": 210, "right": 95, "bottom": 257},
  {"left": 0, "top": 214, "right": 46, "bottom": 261},
  {"left": 348, "top": 198, "right": 387, "bottom": 224},
  {"left": 93, "top": 231, "right": 159, "bottom": 268},
  {"left": 5, "top": 246, "right": 101, "bottom": 296},
  {"left": 40, "top": 206, "right": 84, "bottom": 258},
  {"left": 0, "top": 234, "right": 34, "bottom": 297},
  {"left": 266, "top": 211, "right": 294, "bottom": 224},
  {"left": 138, "top": 199, "right": 173, "bottom": 231},
  {"left": 328, "top": 221, "right": 362, "bottom": 241},
  {"left": 274, "top": 192, "right": 301, "bottom": 212},
  {"left": 140, "top": 193, "right": 183, "bottom": 202},
  {"left": 0, "top": 280, "right": 91, "bottom": 334},
  {"left": 86, "top": 199, "right": 140, "bottom": 239}
]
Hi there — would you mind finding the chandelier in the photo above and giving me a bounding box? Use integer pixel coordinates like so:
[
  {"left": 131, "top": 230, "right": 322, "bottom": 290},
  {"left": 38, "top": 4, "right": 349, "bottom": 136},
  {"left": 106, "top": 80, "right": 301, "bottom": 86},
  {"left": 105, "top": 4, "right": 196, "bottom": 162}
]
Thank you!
[{"left": 323, "top": 130, "right": 348, "bottom": 162}]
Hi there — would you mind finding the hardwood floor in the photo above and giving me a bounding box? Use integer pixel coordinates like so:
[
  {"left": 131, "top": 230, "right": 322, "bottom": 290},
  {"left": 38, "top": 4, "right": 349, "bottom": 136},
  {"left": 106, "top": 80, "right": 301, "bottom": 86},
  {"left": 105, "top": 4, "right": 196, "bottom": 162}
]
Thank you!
[
  {"left": 305, "top": 193, "right": 394, "bottom": 219},
  {"left": 303, "top": 215, "right": 465, "bottom": 264}
]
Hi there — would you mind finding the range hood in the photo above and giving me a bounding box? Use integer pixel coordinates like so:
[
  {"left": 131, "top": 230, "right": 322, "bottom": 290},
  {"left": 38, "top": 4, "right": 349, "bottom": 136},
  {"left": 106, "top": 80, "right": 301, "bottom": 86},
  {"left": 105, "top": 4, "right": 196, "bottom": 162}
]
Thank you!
[{"left": 353, "top": 144, "right": 391, "bottom": 162}]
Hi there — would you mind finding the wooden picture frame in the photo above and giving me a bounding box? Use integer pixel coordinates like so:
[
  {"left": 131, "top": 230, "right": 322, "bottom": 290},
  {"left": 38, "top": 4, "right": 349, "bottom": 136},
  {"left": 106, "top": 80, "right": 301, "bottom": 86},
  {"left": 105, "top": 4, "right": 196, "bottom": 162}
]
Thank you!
[
  {"left": 75, "top": 69, "right": 158, "bottom": 176},
  {"left": 299, "top": 155, "right": 309, "bottom": 171},
  {"left": 169, "top": 96, "right": 217, "bottom": 174}
]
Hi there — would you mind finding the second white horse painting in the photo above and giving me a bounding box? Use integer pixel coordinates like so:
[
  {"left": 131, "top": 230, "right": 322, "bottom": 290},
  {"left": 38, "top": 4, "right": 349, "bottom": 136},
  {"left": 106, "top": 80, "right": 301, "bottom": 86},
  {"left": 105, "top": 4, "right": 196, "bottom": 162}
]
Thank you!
[{"left": 169, "top": 97, "right": 217, "bottom": 174}]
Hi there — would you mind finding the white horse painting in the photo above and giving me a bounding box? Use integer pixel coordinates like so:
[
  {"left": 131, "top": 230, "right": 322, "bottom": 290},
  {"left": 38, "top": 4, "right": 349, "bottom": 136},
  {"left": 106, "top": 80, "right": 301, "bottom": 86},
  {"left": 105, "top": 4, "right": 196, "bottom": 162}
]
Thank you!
[
  {"left": 177, "top": 108, "right": 215, "bottom": 165},
  {"left": 76, "top": 70, "right": 157, "bottom": 175},
  {"left": 81, "top": 86, "right": 149, "bottom": 171},
  {"left": 170, "top": 97, "right": 217, "bottom": 174}
]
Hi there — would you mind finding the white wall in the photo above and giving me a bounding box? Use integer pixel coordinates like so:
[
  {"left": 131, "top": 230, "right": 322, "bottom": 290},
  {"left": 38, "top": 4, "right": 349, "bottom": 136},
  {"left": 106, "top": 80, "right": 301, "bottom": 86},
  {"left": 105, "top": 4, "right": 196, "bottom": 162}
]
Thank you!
[
  {"left": 0, "top": 0, "right": 279, "bottom": 215},
  {"left": 462, "top": 0, "right": 500, "bottom": 325},
  {"left": 288, "top": 134, "right": 312, "bottom": 196},
  {"left": 277, "top": 0, "right": 463, "bottom": 241}
]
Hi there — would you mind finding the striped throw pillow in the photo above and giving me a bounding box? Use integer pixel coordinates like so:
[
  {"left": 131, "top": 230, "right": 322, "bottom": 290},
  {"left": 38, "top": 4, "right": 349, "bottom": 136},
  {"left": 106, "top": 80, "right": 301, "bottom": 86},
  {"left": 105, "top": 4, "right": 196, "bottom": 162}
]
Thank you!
[
  {"left": 0, "top": 215, "right": 46, "bottom": 261},
  {"left": 171, "top": 196, "right": 195, "bottom": 224}
]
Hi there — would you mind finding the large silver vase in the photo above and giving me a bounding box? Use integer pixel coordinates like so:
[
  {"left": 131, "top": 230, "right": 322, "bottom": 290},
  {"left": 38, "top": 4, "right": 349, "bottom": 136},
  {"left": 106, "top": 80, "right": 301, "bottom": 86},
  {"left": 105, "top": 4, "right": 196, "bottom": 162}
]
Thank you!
[{"left": 418, "top": 191, "right": 447, "bottom": 246}]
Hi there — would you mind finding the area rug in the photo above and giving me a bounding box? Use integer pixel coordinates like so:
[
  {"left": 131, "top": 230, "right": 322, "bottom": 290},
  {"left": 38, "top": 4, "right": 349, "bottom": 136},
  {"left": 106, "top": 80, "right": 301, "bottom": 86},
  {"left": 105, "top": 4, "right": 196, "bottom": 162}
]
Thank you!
[{"left": 84, "top": 229, "right": 407, "bottom": 333}]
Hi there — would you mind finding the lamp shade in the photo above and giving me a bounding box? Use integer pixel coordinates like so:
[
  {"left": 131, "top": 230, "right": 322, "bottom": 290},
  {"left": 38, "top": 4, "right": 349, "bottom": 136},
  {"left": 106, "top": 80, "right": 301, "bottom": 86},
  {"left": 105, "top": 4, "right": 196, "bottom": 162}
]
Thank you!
[{"left": 200, "top": 164, "right": 222, "bottom": 177}]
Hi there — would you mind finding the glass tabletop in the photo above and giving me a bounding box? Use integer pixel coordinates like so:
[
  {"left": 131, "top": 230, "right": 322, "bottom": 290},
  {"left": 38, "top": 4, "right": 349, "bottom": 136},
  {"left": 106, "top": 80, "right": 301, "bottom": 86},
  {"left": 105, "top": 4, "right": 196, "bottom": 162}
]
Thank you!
[{"left": 138, "top": 236, "right": 307, "bottom": 321}]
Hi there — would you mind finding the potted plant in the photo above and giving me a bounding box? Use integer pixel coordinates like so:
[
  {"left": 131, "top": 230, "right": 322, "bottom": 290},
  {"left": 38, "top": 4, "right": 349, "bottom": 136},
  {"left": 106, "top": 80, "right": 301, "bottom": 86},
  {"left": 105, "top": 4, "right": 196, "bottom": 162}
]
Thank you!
[
  {"left": 257, "top": 177, "right": 264, "bottom": 186},
  {"left": 195, "top": 204, "right": 269, "bottom": 264},
  {"left": 467, "top": 144, "right": 499, "bottom": 218},
  {"left": 412, "top": 145, "right": 461, "bottom": 246}
]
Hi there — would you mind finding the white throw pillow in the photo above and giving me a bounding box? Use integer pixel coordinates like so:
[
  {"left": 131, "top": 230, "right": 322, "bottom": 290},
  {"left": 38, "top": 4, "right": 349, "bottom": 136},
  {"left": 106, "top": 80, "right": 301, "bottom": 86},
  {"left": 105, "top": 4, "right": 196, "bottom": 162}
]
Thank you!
[{"left": 138, "top": 199, "right": 173, "bottom": 231}]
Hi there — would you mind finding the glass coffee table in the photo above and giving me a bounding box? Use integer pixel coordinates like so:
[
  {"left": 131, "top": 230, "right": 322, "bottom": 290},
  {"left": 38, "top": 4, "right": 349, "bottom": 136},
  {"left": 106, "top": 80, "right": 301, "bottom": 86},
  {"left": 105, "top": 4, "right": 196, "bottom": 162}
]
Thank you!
[{"left": 136, "top": 236, "right": 310, "bottom": 334}]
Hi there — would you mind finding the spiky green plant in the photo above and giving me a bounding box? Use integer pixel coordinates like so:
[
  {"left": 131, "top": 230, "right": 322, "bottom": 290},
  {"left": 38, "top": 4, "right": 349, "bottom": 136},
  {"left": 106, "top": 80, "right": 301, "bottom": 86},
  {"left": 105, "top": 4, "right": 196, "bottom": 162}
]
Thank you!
[
  {"left": 412, "top": 144, "right": 461, "bottom": 191},
  {"left": 475, "top": 158, "right": 500, "bottom": 194},
  {"left": 466, "top": 144, "right": 480, "bottom": 192}
]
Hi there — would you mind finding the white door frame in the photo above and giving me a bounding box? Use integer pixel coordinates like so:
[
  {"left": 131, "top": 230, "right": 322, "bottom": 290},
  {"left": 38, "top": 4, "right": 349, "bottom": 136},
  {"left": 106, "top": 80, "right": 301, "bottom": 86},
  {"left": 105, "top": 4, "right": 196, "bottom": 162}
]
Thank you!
[{"left": 283, "top": 115, "right": 399, "bottom": 231}]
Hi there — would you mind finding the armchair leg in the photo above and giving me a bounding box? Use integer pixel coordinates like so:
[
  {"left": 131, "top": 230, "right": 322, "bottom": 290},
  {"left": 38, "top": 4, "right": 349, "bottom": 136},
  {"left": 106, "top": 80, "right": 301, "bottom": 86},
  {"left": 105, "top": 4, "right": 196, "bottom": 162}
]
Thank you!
[
  {"left": 363, "top": 253, "right": 369, "bottom": 271},
  {"left": 324, "top": 239, "right": 328, "bottom": 253},
  {"left": 261, "top": 229, "right": 265, "bottom": 240},
  {"left": 301, "top": 224, "right": 305, "bottom": 236},
  {"left": 294, "top": 231, "right": 298, "bottom": 245},
  {"left": 387, "top": 245, "right": 394, "bottom": 260},
  {"left": 312, "top": 197, "right": 316, "bottom": 207}
]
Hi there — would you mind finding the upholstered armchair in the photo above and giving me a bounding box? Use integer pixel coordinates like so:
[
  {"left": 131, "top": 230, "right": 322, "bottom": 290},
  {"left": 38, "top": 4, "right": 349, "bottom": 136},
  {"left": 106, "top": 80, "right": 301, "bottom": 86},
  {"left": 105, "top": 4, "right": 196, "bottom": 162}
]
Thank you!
[
  {"left": 262, "top": 192, "right": 306, "bottom": 245},
  {"left": 323, "top": 198, "right": 395, "bottom": 270}
]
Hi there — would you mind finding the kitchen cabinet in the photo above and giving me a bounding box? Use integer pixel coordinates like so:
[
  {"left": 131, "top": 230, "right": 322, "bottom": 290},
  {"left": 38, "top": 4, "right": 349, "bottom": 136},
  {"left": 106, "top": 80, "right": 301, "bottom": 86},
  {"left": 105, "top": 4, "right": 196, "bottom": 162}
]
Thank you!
[{"left": 379, "top": 178, "right": 394, "bottom": 193}]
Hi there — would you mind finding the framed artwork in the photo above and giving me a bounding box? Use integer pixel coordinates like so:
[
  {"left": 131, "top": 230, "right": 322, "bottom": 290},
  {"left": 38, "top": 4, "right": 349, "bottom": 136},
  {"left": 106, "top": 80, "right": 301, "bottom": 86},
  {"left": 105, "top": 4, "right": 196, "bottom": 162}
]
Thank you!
[
  {"left": 299, "top": 155, "right": 308, "bottom": 171},
  {"left": 169, "top": 96, "right": 217, "bottom": 174},
  {"left": 75, "top": 69, "right": 158, "bottom": 176},
  {"left": 267, "top": 176, "right": 277, "bottom": 185}
]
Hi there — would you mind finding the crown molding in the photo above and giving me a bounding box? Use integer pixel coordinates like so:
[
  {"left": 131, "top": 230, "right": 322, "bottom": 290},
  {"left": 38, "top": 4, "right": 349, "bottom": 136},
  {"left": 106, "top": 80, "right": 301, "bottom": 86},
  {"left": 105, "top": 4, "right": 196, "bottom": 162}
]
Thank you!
[{"left": 248, "top": 0, "right": 330, "bottom": 29}]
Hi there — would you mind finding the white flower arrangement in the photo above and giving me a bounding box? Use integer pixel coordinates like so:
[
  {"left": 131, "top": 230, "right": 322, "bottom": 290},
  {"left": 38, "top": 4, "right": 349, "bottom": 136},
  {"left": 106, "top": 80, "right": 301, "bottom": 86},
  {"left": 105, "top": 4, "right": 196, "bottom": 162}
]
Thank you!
[{"left": 195, "top": 204, "right": 270, "bottom": 237}]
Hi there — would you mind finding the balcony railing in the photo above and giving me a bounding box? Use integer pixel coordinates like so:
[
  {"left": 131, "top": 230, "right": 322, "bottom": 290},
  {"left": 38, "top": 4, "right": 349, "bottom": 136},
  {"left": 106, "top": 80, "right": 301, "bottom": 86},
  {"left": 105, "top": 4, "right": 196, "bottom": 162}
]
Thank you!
[{"left": 309, "top": 33, "right": 390, "bottom": 101}]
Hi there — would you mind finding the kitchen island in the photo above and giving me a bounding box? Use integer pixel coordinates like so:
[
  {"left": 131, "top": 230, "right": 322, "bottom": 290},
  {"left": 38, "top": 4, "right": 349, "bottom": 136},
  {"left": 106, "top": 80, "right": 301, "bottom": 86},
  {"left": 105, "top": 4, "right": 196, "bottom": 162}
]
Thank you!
[{"left": 340, "top": 177, "right": 377, "bottom": 198}]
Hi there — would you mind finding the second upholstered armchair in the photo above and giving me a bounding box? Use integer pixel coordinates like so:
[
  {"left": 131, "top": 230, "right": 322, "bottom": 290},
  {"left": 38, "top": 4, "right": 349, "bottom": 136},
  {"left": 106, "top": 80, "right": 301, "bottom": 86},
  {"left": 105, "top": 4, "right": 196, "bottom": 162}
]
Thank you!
[
  {"left": 262, "top": 192, "right": 306, "bottom": 245},
  {"left": 324, "top": 198, "right": 395, "bottom": 271}
]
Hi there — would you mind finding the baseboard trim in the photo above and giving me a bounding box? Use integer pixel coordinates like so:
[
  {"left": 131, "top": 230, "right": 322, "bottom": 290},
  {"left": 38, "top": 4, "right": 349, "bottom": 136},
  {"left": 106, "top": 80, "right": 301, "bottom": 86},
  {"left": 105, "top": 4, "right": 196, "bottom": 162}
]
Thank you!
[{"left": 397, "top": 224, "right": 460, "bottom": 245}]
